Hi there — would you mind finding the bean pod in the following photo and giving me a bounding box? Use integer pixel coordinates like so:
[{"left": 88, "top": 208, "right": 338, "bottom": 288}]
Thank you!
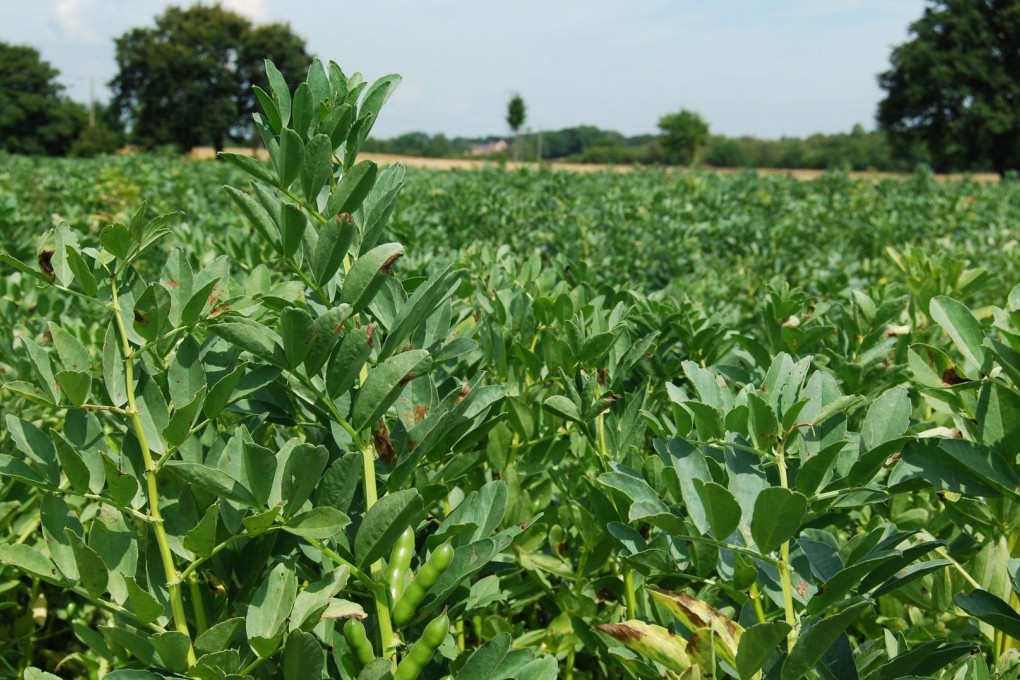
[
  {"left": 342, "top": 618, "right": 376, "bottom": 669},
  {"left": 387, "top": 527, "right": 416, "bottom": 603},
  {"left": 393, "top": 611, "right": 450, "bottom": 680},
  {"left": 391, "top": 541, "right": 455, "bottom": 627}
]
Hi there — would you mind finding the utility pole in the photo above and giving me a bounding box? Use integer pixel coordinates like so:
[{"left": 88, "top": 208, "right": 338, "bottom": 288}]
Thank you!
[
  {"left": 536, "top": 129, "right": 543, "bottom": 163},
  {"left": 89, "top": 77, "right": 96, "bottom": 127}
]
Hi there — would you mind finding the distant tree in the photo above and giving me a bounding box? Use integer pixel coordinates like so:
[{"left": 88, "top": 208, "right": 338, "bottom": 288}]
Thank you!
[
  {"left": 109, "top": 4, "right": 311, "bottom": 151},
  {"left": 657, "top": 109, "right": 709, "bottom": 165},
  {"left": 877, "top": 0, "right": 1020, "bottom": 175},
  {"left": 506, "top": 93, "right": 526, "bottom": 161},
  {"left": 0, "top": 42, "right": 88, "bottom": 155}
]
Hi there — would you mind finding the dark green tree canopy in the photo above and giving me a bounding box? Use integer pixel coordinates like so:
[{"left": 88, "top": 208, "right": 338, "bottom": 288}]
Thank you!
[
  {"left": 507, "top": 94, "right": 526, "bottom": 134},
  {"left": 657, "top": 109, "right": 709, "bottom": 165},
  {"left": 109, "top": 4, "right": 311, "bottom": 151},
  {"left": 0, "top": 42, "right": 88, "bottom": 156},
  {"left": 877, "top": 0, "right": 1020, "bottom": 175}
]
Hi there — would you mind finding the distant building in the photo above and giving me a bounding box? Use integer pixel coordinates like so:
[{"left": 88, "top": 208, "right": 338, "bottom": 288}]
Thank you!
[{"left": 470, "top": 139, "right": 508, "bottom": 156}]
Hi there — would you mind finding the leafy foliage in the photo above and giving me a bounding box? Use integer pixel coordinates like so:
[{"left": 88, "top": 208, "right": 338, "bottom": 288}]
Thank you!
[
  {"left": 0, "top": 42, "right": 89, "bottom": 156},
  {"left": 2, "top": 59, "right": 1020, "bottom": 680},
  {"left": 109, "top": 5, "right": 312, "bottom": 151},
  {"left": 878, "top": 0, "right": 1020, "bottom": 175},
  {"left": 658, "top": 109, "right": 710, "bottom": 165}
]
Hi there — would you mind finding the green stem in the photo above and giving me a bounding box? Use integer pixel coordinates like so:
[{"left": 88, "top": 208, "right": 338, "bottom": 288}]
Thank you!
[
  {"left": 623, "top": 568, "right": 637, "bottom": 620},
  {"left": 749, "top": 581, "right": 767, "bottom": 624},
  {"left": 361, "top": 441, "right": 397, "bottom": 664},
  {"left": 111, "top": 278, "right": 195, "bottom": 666},
  {"left": 775, "top": 444, "right": 798, "bottom": 651},
  {"left": 189, "top": 573, "right": 208, "bottom": 635}
]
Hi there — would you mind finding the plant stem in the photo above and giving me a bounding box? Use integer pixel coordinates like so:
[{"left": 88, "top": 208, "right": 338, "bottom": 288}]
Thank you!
[
  {"left": 189, "top": 573, "right": 207, "bottom": 635},
  {"left": 111, "top": 279, "right": 195, "bottom": 666},
  {"left": 775, "top": 444, "right": 798, "bottom": 651},
  {"left": 749, "top": 581, "right": 767, "bottom": 624},
  {"left": 361, "top": 440, "right": 397, "bottom": 664}
]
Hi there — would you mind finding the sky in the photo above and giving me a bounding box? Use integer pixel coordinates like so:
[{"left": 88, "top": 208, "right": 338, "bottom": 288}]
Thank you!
[{"left": 0, "top": 0, "right": 928, "bottom": 140}]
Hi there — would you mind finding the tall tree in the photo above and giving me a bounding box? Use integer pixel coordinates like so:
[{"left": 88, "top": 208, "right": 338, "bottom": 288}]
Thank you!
[
  {"left": 658, "top": 109, "right": 709, "bottom": 166},
  {"left": 506, "top": 93, "right": 526, "bottom": 161},
  {"left": 0, "top": 42, "right": 88, "bottom": 155},
  {"left": 877, "top": 0, "right": 1020, "bottom": 175},
  {"left": 109, "top": 4, "right": 311, "bottom": 151}
]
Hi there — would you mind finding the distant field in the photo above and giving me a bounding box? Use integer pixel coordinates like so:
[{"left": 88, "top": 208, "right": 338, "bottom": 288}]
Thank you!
[{"left": 188, "top": 146, "right": 1002, "bottom": 182}]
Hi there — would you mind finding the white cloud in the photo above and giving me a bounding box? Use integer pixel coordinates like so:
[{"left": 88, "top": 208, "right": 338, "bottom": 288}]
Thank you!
[
  {"left": 219, "top": 0, "right": 268, "bottom": 22},
  {"left": 53, "top": 0, "right": 100, "bottom": 44}
]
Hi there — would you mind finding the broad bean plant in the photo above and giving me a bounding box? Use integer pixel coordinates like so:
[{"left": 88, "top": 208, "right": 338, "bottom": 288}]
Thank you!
[{"left": 1, "top": 60, "right": 1020, "bottom": 680}]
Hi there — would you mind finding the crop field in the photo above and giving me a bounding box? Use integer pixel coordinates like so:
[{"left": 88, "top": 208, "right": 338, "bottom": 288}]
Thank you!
[{"left": 2, "top": 63, "right": 1020, "bottom": 680}]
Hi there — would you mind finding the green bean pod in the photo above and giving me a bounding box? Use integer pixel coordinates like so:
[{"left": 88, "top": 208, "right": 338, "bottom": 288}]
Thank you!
[
  {"left": 387, "top": 527, "right": 416, "bottom": 603},
  {"left": 393, "top": 611, "right": 450, "bottom": 680},
  {"left": 342, "top": 618, "right": 376, "bottom": 669},
  {"left": 391, "top": 541, "right": 454, "bottom": 627}
]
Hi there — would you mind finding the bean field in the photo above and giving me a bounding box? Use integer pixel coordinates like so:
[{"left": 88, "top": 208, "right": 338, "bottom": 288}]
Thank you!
[{"left": 2, "top": 64, "right": 1020, "bottom": 680}]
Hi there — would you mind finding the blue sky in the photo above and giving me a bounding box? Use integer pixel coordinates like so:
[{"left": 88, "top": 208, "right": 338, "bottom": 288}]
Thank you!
[{"left": 1, "top": 0, "right": 927, "bottom": 139}]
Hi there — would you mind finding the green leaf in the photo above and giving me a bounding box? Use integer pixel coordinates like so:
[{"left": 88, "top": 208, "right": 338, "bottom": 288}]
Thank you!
[
  {"left": 24, "top": 668, "right": 63, "bottom": 680},
  {"left": 930, "top": 296, "right": 988, "bottom": 372},
  {"left": 862, "top": 386, "right": 910, "bottom": 450},
  {"left": 354, "top": 489, "right": 424, "bottom": 568},
  {"left": 204, "top": 362, "right": 246, "bottom": 419},
  {"left": 283, "top": 630, "right": 323, "bottom": 680},
  {"left": 748, "top": 392, "right": 779, "bottom": 451},
  {"left": 955, "top": 589, "right": 1020, "bottom": 639},
  {"left": 280, "top": 203, "right": 308, "bottom": 259},
  {"left": 209, "top": 319, "right": 282, "bottom": 365},
  {"left": 194, "top": 617, "right": 244, "bottom": 655},
  {"left": 292, "top": 83, "right": 313, "bottom": 139},
  {"left": 279, "top": 443, "right": 329, "bottom": 516},
  {"left": 55, "top": 370, "right": 91, "bottom": 407},
  {"left": 246, "top": 561, "right": 297, "bottom": 657},
  {"left": 301, "top": 134, "right": 332, "bottom": 204},
  {"left": 265, "top": 59, "right": 291, "bottom": 126},
  {"left": 48, "top": 321, "right": 91, "bottom": 374},
  {"left": 312, "top": 216, "right": 357, "bottom": 286},
  {"left": 304, "top": 306, "right": 351, "bottom": 374},
  {"left": 65, "top": 528, "right": 108, "bottom": 597},
  {"left": 124, "top": 577, "right": 164, "bottom": 624},
  {"left": 326, "top": 323, "right": 375, "bottom": 397},
  {"left": 183, "top": 503, "right": 220, "bottom": 558},
  {"left": 751, "top": 487, "right": 807, "bottom": 554},
  {"left": 324, "top": 160, "right": 378, "bottom": 219},
  {"left": 457, "top": 632, "right": 512, "bottom": 680},
  {"left": 219, "top": 152, "right": 277, "bottom": 185},
  {"left": 0, "top": 543, "right": 66, "bottom": 585},
  {"left": 224, "top": 186, "right": 280, "bottom": 249},
  {"left": 693, "top": 479, "right": 741, "bottom": 539},
  {"left": 169, "top": 335, "right": 204, "bottom": 407},
  {"left": 164, "top": 462, "right": 257, "bottom": 507},
  {"left": 543, "top": 395, "right": 583, "bottom": 423},
  {"left": 283, "top": 507, "right": 351, "bottom": 539},
  {"left": 100, "top": 223, "right": 133, "bottom": 259},
  {"left": 781, "top": 601, "right": 869, "bottom": 680},
  {"left": 5, "top": 415, "right": 59, "bottom": 485},
  {"left": 351, "top": 349, "right": 431, "bottom": 430},
  {"left": 378, "top": 264, "right": 460, "bottom": 361},
  {"left": 151, "top": 631, "right": 192, "bottom": 674},
  {"left": 340, "top": 241, "right": 404, "bottom": 313},
  {"left": 277, "top": 128, "right": 305, "bottom": 189},
  {"left": 253, "top": 84, "right": 281, "bottom": 132},
  {"left": 279, "top": 306, "right": 315, "bottom": 369},
  {"left": 737, "top": 621, "right": 791, "bottom": 680}
]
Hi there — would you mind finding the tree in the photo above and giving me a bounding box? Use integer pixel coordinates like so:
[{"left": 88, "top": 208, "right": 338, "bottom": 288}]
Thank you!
[
  {"left": 877, "top": 0, "right": 1020, "bottom": 175},
  {"left": 109, "top": 4, "right": 311, "bottom": 151},
  {"left": 657, "top": 109, "right": 709, "bottom": 165},
  {"left": 0, "top": 42, "right": 88, "bottom": 155},
  {"left": 507, "top": 93, "right": 526, "bottom": 161}
]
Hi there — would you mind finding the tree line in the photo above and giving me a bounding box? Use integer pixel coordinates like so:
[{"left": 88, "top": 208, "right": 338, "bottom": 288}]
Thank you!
[{"left": 1, "top": 0, "right": 1018, "bottom": 173}]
